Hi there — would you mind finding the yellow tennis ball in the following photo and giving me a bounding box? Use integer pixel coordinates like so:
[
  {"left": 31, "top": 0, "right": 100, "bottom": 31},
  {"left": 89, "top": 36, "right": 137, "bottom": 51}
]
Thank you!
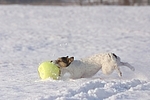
[{"left": 38, "top": 61, "right": 60, "bottom": 80}]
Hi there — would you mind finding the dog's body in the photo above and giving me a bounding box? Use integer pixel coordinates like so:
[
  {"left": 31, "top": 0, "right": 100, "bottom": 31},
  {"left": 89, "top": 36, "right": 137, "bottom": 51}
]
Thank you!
[
  {"left": 54, "top": 53, "right": 135, "bottom": 79},
  {"left": 60, "top": 60, "right": 100, "bottom": 79}
]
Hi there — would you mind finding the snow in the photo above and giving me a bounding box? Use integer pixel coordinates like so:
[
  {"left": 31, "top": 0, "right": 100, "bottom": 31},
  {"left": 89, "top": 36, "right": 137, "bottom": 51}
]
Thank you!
[{"left": 0, "top": 5, "right": 150, "bottom": 100}]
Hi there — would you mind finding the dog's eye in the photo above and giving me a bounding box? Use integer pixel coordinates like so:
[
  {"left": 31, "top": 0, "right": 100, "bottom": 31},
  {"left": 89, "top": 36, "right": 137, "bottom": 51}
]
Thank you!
[
  {"left": 55, "top": 59, "right": 61, "bottom": 63},
  {"left": 58, "top": 60, "right": 61, "bottom": 62}
]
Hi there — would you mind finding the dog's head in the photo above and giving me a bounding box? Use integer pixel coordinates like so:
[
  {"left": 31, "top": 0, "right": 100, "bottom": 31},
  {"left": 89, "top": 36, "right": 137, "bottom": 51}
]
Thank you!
[{"left": 54, "top": 56, "right": 74, "bottom": 68}]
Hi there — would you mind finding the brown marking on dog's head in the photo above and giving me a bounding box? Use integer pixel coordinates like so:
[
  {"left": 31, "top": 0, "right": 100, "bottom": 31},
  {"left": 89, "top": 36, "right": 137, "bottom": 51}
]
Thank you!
[{"left": 55, "top": 56, "right": 74, "bottom": 68}]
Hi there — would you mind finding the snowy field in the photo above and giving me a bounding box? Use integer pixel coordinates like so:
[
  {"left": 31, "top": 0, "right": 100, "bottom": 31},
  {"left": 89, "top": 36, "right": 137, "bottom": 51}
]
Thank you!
[{"left": 0, "top": 5, "right": 150, "bottom": 100}]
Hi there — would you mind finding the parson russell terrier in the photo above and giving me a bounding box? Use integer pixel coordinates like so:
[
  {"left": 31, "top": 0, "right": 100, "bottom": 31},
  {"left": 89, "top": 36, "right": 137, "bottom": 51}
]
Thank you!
[{"left": 52, "top": 53, "right": 135, "bottom": 79}]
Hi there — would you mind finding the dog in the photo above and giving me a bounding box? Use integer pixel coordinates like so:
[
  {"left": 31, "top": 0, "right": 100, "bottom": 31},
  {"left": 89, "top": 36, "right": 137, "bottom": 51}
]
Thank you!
[{"left": 53, "top": 53, "right": 135, "bottom": 79}]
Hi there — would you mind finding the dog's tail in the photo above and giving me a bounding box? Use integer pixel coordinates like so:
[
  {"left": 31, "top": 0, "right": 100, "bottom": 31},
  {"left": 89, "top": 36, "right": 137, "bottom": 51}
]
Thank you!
[{"left": 119, "top": 62, "right": 135, "bottom": 71}]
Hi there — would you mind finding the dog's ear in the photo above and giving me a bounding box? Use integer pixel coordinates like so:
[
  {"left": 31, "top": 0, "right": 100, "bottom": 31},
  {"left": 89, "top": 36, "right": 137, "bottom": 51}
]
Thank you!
[{"left": 69, "top": 57, "right": 74, "bottom": 63}]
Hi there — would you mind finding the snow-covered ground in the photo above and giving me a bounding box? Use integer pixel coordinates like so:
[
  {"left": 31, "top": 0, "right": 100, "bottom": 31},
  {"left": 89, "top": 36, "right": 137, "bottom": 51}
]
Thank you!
[{"left": 0, "top": 5, "right": 150, "bottom": 100}]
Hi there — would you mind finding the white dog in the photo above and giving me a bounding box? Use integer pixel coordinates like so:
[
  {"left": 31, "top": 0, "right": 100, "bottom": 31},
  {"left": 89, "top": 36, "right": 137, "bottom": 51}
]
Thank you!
[{"left": 53, "top": 53, "right": 135, "bottom": 79}]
